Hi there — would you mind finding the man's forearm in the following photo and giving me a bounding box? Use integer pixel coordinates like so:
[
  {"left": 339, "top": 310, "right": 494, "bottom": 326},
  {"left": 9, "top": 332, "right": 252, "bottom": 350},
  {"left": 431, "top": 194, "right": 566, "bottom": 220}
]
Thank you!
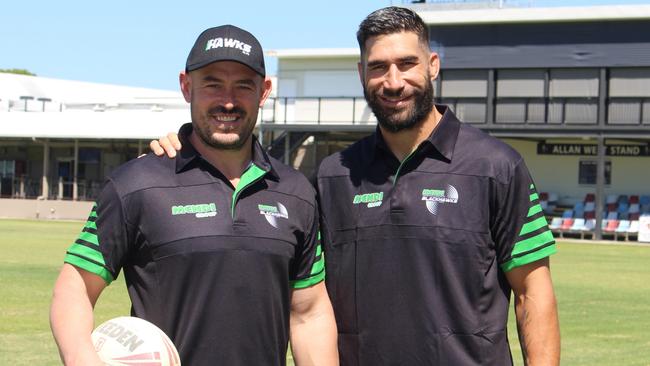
[
  {"left": 290, "top": 306, "right": 339, "bottom": 366},
  {"left": 515, "top": 292, "right": 560, "bottom": 365},
  {"left": 289, "top": 282, "right": 339, "bottom": 366}
]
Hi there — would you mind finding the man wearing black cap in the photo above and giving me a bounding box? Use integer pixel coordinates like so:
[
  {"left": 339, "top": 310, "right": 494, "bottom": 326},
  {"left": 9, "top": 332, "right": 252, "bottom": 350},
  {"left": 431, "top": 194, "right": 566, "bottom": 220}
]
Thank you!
[
  {"left": 50, "top": 25, "right": 338, "bottom": 366},
  {"left": 151, "top": 8, "right": 560, "bottom": 366}
]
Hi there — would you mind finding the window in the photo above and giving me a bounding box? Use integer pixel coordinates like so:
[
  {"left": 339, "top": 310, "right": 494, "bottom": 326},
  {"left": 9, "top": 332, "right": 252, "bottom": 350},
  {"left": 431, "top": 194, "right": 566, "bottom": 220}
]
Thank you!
[
  {"left": 579, "top": 160, "right": 611, "bottom": 185},
  {"left": 495, "top": 69, "right": 545, "bottom": 123},
  {"left": 440, "top": 69, "right": 488, "bottom": 123}
]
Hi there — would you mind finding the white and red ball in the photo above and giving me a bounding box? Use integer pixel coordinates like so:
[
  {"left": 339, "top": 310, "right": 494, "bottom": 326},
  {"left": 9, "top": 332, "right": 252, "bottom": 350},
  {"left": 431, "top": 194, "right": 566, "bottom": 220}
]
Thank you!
[{"left": 91, "top": 316, "right": 181, "bottom": 366}]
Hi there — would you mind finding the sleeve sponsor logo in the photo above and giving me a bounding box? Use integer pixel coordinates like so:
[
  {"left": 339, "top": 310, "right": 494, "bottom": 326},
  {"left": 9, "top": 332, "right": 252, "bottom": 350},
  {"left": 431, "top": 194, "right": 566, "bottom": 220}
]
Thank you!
[
  {"left": 258, "top": 203, "right": 289, "bottom": 228},
  {"left": 171, "top": 203, "right": 217, "bottom": 218},
  {"left": 352, "top": 192, "right": 384, "bottom": 208},
  {"left": 422, "top": 185, "right": 459, "bottom": 215},
  {"left": 205, "top": 37, "right": 252, "bottom": 55}
]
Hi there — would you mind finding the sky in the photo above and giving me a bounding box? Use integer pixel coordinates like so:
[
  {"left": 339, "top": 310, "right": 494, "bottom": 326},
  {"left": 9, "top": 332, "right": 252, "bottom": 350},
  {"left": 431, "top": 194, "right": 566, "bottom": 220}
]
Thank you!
[{"left": 1, "top": 0, "right": 649, "bottom": 91}]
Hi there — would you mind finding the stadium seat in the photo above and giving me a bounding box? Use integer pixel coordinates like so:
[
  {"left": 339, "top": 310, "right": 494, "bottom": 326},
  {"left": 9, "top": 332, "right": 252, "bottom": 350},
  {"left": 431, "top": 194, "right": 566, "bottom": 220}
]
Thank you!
[
  {"left": 617, "top": 202, "right": 629, "bottom": 214},
  {"left": 618, "top": 195, "right": 629, "bottom": 205},
  {"left": 629, "top": 195, "right": 639, "bottom": 204},
  {"left": 562, "top": 209, "right": 574, "bottom": 219},
  {"left": 560, "top": 218, "right": 574, "bottom": 232},
  {"left": 642, "top": 204, "right": 650, "bottom": 214},
  {"left": 539, "top": 192, "right": 549, "bottom": 201},
  {"left": 606, "top": 194, "right": 618, "bottom": 204},
  {"left": 569, "top": 218, "right": 586, "bottom": 238},
  {"left": 584, "top": 201, "right": 596, "bottom": 212},
  {"left": 615, "top": 220, "right": 631, "bottom": 240},
  {"left": 582, "top": 219, "right": 596, "bottom": 239},
  {"left": 604, "top": 219, "right": 619, "bottom": 234},
  {"left": 601, "top": 219, "right": 609, "bottom": 230},
  {"left": 573, "top": 202, "right": 585, "bottom": 218},
  {"left": 640, "top": 195, "right": 650, "bottom": 206},
  {"left": 607, "top": 211, "right": 618, "bottom": 220},
  {"left": 548, "top": 217, "right": 563, "bottom": 231},
  {"left": 570, "top": 218, "right": 585, "bottom": 231},
  {"left": 584, "top": 211, "right": 596, "bottom": 219},
  {"left": 629, "top": 212, "right": 640, "bottom": 221},
  {"left": 629, "top": 203, "right": 640, "bottom": 214},
  {"left": 584, "top": 193, "right": 595, "bottom": 202},
  {"left": 628, "top": 220, "right": 640, "bottom": 241},
  {"left": 543, "top": 192, "right": 558, "bottom": 215}
]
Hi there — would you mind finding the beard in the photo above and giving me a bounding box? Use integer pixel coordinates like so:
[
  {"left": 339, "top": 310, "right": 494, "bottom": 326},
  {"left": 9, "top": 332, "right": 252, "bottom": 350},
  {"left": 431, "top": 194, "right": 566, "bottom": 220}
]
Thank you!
[
  {"left": 364, "top": 76, "right": 435, "bottom": 133},
  {"left": 191, "top": 105, "right": 254, "bottom": 151}
]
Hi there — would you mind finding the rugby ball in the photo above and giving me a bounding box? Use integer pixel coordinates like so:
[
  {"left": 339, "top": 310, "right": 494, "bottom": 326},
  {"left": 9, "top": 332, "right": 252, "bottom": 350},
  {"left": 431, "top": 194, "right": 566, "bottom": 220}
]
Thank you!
[{"left": 91, "top": 316, "right": 181, "bottom": 366}]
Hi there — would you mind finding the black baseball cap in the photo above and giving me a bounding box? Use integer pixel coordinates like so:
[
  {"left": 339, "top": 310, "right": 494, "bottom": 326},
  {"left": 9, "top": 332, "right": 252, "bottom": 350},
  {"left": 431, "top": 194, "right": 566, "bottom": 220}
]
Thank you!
[{"left": 185, "top": 25, "right": 266, "bottom": 77}]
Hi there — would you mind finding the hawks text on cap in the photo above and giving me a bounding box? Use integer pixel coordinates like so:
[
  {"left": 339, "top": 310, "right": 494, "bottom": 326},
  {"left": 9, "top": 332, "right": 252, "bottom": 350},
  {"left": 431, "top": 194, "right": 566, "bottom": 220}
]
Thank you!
[
  {"left": 205, "top": 37, "right": 252, "bottom": 56},
  {"left": 185, "top": 24, "right": 266, "bottom": 77}
]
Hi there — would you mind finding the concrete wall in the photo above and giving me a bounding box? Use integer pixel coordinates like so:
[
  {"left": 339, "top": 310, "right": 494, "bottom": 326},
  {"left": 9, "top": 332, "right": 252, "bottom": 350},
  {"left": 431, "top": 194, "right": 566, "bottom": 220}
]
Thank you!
[{"left": 0, "top": 198, "right": 93, "bottom": 220}]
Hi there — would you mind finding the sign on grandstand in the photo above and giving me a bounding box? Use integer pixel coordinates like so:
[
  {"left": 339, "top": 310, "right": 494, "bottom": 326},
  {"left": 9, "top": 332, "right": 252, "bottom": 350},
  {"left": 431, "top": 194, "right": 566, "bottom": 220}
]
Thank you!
[{"left": 537, "top": 143, "right": 650, "bottom": 157}]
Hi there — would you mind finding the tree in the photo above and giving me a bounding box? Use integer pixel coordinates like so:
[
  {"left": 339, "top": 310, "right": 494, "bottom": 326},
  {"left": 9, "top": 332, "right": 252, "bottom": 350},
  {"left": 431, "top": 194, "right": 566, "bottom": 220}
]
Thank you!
[{"left": 0, "top": 69, "right": 36, "bottom": 76}]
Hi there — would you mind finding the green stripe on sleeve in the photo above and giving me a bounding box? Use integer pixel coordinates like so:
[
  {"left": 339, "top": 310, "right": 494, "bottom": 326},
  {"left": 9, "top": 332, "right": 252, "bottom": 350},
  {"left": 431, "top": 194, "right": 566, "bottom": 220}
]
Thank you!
[
  {"left": 512, "top": 230, "right": 555, "bottom": 257},
  {"left": 501, "top": 243, "right": 557, "bottom": 272},
  {"left": 84, "top": 220, "right": 97, "bottom": 230},
  {"left": 529, "top": 192, "right": 539, "bottom": 202},
  {"left": 64, "top": 253, "right": 113, "bottom": 284},
  {"left": 67, "top": 243, "right": 106, "bottom": 265},
  {"left": 310, "top": 255, "right": 325, "bottom": 276},
  {"left": 77, "top": 231, "right": 99, "bottom": 246},
  {"left": 519, "top": 216, "right": 549, "bottom": 236},
  {"left": 291, "top": 269, "right": 325, "bottom": 289},
  {"left": 527, "top": 204, "right": 543, "bottom": 218}
]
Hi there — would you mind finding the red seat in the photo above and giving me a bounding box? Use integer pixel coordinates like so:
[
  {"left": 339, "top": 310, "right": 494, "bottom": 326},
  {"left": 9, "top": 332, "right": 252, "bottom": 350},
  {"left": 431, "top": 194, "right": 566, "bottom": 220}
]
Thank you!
[
  {"left": 584, "top": 211, "right": 596, "bottom": 219},
  {"left": 629, "top": 212, "right": 640, "bottom": 220},
  {"left": 585, "top": 193, "right": 595, "bottom": 202},
  {"left": 539, "top": 192, "right": 549, "bottom": 201},
  {"left": 604, "top": 219, "right": 619, "bottom": 233},
  {"left": 560, "top": 218, "right": 574, "bottom": 231},
  {"left": 630, "top": 195, "right": 639, "bottom": 204}
]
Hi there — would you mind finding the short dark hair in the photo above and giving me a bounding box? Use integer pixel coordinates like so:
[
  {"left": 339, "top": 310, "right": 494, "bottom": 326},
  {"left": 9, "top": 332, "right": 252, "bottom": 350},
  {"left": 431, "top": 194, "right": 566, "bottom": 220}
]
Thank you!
[{"left": 357, "top": 7, "right": 430, "bottom": 56}]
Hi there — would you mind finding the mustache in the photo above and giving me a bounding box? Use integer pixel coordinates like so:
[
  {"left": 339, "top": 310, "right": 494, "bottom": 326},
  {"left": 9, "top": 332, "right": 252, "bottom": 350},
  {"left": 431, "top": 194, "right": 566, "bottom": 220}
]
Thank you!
[
  {"left": 381, "top": 88, "right": 405, "bottom": 98},
  {"left": 207, "top": 106, "right": 246, "bottom": 116}
]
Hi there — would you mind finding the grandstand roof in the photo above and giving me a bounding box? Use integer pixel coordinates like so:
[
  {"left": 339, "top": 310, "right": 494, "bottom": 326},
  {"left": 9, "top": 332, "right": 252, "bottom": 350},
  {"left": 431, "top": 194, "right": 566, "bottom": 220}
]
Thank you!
[
  {"left": 0, "top": 73, "right": 183, "bottom": 106},
  {"left": 267, "top": 48, "right": 359, "bottom": 59},
  {"left": 416, "top": 4, "right": 650, "bottom": 25},
  {"left": 0, "top": 73, "right": 189, "bottom": 140}
]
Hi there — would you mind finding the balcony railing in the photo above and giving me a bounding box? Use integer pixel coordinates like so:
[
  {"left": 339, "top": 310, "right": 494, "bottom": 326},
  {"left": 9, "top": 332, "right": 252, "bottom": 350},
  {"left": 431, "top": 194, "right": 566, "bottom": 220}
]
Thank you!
[{"left": 259, "top": 96, "right": 650, "bottom": 129}]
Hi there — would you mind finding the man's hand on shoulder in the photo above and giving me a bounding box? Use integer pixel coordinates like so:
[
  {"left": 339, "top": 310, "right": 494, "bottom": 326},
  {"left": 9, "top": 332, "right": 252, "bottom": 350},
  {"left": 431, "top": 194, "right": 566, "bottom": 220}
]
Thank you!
[{"left": 150, "top": 132, "right": 182, "bottom": 158}]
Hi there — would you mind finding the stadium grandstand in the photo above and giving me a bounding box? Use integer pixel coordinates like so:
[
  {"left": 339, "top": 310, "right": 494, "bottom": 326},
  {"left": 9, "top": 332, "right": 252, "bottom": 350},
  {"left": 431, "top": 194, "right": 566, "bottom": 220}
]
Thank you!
[{"left": 1, "top": 0, "right": 649, "bottom": 241}]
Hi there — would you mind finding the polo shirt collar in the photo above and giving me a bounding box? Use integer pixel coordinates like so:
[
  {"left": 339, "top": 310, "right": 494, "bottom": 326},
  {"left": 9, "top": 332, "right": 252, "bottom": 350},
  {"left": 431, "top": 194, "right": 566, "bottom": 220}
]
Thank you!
[
  {"left": 372, "top": 104, "right": 461, "bottom": 162},
  {"left": 174, "top": 123, "right": 278, "bottom": 180}
]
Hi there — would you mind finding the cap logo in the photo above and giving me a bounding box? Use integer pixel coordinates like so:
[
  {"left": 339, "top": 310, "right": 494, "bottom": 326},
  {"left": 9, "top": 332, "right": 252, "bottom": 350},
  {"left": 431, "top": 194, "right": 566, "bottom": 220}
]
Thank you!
[{"left": 205, "top": 37, "right": 252, "bottom": 56}]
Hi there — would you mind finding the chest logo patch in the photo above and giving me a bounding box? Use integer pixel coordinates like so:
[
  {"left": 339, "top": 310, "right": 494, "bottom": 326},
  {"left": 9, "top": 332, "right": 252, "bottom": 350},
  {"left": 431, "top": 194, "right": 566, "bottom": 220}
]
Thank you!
[
  {"left": 258, "top": 203, "right": 289, "bottom": 228},
  {"left": 171, "top": 203, "right": 217, "bottom": 218},
  {"left": 353, "top": 191, "right": 384, "bottom": 208},
  {"left": 422, "top": 185, "right": 458, "bottom": 215}
]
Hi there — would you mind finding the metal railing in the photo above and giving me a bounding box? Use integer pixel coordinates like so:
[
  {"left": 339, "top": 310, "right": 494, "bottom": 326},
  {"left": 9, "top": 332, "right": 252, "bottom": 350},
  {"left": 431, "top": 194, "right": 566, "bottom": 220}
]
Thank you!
[
  {"left": 0, "top": 176, "right": 102, "bottom": 201},
  {"left": 259, "top": 96, "right": 650, "bottom": 127},
  {"left": 259, "top": 97, "right": 377, "bottom": 125}
]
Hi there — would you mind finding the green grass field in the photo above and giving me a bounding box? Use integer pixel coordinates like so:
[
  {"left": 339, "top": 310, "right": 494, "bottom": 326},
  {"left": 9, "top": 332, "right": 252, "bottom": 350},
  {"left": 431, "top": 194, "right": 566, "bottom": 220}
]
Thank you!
[{"left": 1, "top": 219, "right": 649, "bottom": 365}]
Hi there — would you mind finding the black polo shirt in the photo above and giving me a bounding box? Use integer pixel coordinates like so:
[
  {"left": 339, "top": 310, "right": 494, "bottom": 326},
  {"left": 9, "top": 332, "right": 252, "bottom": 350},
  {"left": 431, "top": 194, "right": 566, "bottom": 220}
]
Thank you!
[
  {"left": 317, "top": 105, "right": 556, "bottom": 366},
  {"left": 65, "top": 123, "right": 325, "bottom": 366}
]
